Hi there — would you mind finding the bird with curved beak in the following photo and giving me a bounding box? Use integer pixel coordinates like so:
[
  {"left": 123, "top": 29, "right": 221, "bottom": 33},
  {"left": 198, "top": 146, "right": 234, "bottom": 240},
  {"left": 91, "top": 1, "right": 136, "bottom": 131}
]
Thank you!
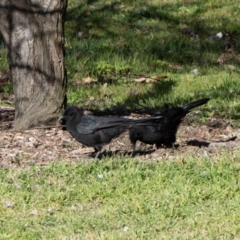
[{"left": 58, "top": 106, "right": 162, "bottom": 158}]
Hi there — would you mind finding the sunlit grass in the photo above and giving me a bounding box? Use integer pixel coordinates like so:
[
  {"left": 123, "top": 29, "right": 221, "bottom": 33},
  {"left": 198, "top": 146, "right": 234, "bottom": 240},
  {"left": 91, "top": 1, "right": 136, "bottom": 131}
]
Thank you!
[{"left": 1, "top": 155, "right": 240, "bottom": 239}]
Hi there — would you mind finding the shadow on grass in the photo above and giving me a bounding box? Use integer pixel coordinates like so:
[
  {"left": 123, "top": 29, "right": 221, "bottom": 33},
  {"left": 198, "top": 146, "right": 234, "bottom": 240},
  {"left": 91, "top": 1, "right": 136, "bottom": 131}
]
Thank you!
[
  {"left": 65, "top": 0, "right": 240, "bottom": 114},
  {"left": 66, "top": 1, "right": 240, "bottom": 67},
  {"left": 88, "top": 79, "right": 178, "bottom": 115},
  {"left": 97, "top": 149, "right": 156, "bottom": 159},
  {"left": 74, "top": 74, "right": 239, "bottom": 116},
  {"left": 0, "top": 33, "right": 4, "bottom": 46}
]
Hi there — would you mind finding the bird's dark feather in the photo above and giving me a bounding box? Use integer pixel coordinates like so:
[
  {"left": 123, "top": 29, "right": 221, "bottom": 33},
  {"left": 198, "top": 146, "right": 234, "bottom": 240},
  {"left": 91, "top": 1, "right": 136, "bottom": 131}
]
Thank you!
[
  {"left": 60, "top": 106, "right": 162, "bottom": 158},
  {"left": 129, "top": 98, "right": 210, "bottom": 151}
]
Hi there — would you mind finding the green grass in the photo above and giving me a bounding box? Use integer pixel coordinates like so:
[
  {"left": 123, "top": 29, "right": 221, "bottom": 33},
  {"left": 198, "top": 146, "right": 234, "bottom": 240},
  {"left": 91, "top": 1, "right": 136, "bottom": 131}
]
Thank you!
[
  {"left": 62, "top": 0, "right": 240, "bottom": 119},
  {"left": 0, "top": 35, "right": 7, "bottom": 71},
  {"left": 1, "top": 156, "right": 240, "bottom": 239}
]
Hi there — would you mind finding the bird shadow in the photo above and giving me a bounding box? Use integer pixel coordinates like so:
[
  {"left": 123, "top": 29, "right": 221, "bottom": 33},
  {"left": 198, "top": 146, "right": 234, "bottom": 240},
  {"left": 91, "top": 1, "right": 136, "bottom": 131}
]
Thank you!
[
  {"left": 98, "top": 144, "right": 181, "bottom": 159},
  {"left": 186, "top": 139, "right": 210, "bottom": 147},
  {"left": 97, "top": 149, "right": 156, "bottom": 159},
  {"left": 186, "top": 136, "right": 237, "bottom": 148}
]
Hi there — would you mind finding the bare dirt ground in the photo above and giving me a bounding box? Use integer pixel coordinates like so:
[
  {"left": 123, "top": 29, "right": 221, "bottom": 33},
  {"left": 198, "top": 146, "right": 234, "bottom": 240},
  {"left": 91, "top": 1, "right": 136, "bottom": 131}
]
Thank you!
[{"left": 1, "top": 105, "right": 240, "bottom": 168}]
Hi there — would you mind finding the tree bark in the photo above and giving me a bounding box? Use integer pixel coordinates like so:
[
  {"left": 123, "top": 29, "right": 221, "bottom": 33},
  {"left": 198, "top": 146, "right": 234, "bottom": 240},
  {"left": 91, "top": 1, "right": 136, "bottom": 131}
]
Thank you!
[{"left": 0, "top": 0, "right": 67, "bottom": 130}]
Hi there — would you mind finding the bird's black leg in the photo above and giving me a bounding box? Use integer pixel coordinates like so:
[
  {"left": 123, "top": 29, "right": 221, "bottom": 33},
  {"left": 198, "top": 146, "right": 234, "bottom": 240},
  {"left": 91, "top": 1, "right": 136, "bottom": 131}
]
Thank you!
[
  {"left": 95, "top": 151, "right": 101, "bottom": 159},
  {"left": 130, "top": 142, "right": 136, "bottom": 157},
  {"left": 94, "top": 146, "right": 102, "bottom": 159},
  {"left": 171, "top": 142, "right": 175, "bottom": 153}
]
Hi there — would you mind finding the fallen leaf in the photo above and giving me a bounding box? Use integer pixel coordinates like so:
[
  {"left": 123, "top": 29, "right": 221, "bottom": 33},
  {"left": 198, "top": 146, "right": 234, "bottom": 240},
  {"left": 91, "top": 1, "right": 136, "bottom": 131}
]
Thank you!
[
  {"left": 135, "top": 77, "right": 146, "bottom": 82},
  {"left": 151, "top": 75, "right": 168, "bottom": 81},
  {"left": 168, "top": 64, "right": 183, "bottom": 70},
  {"left": 217, "top": 54, "right": 224, "bottom": 64},
  {"left": 209, "top": 110, "right": 215, "bottom": 118},
  {"left": 135, "top": 76, "right": 167, "bottom": 83},
  {"left": 146, "top": 75, "right": 168, "bottom": 82},
  {"left": 82, "top": 77, "right": 98, "bottom": 84},
  {"left": 227, "top": 65, "right": 235, "bottom": 70},
  {"left": 89, "top": 96, "right": 95, "bottom": 101},
  {"left": 102, "top": 83, "right": 108, "bottom": 89},
  {"left": 226, "top": 125, "right": 233, "bottom": 133}
]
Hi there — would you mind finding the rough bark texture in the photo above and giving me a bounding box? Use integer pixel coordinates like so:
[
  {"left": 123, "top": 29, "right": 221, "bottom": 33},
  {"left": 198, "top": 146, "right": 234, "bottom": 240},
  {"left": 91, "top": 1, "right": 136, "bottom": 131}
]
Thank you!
[{"left": 0, "top": 0, "right": 67, "bottom": 130}]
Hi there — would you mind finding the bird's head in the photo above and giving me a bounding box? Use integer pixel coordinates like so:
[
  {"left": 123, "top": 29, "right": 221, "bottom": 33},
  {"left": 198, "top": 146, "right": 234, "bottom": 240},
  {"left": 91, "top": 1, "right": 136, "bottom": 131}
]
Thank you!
[{"left": 58, "top": 106, "right": 84, "bottom": 124}]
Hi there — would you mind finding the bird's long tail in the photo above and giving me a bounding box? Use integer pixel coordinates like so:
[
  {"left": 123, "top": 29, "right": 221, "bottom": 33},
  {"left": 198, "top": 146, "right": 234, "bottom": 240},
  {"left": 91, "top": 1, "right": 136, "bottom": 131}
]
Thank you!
[
  {"left": 182, "top": 98, "right": 210, "bottom": 112},
  {"left": 161, "top": 97, "right": 210, "bottom": 124},
  {"left": 126, "top": 98, "right": 210, "bottom": 126}
]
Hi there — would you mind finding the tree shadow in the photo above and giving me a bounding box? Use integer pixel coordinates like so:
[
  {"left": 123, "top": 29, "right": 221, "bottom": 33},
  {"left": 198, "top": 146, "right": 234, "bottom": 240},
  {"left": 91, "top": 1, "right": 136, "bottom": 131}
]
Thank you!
[
  {"left": 66, "top": 1, "right": 240, "bottom": 63},
  {"left": 0, "top": 33, "right": 4, "bottom": 46},
  {"left": 65, "top": 0, "right": 240, "bottom": 114},
  {"left": 89, "top": 79, "right": 177, "bottom": 116}
]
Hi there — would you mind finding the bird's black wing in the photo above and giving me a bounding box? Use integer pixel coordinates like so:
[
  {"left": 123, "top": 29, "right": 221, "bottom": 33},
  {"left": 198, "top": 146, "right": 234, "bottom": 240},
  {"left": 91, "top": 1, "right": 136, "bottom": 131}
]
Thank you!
[
  {"left": 77, "top": 115, "right": 163, "bottom": 134},
  {"left": 76, "top": 115, "right": 129, "bottom": 134}
]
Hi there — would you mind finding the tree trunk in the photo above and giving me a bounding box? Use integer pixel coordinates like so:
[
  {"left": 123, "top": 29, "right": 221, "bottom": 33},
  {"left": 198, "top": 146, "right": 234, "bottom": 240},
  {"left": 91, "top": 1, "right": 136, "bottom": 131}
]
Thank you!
[{"left": 0, "top": 0, "right": 68, "bottom": 130}]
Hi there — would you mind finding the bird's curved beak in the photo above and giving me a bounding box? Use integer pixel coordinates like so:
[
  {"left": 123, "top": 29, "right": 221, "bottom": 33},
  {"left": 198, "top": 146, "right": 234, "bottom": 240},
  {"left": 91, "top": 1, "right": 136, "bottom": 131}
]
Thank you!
[{"left": 57, "top": 116, "right": 66, "bottom": 122}]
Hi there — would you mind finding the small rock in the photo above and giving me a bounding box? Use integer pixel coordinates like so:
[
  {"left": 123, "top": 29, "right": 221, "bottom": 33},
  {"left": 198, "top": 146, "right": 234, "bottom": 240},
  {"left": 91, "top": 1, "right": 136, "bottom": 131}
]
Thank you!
[
  {"left": 4, "top": 201, "right": 14, "bottom": 208},
  {"left": 191, "top": 68, "right": 199, "bottom": 76},
  {"left": 123, "top": 226, "right": 129, "bottom": 232},
  {"left": 97, "top": 174, "right": 103, "bottom": 179},
  {"left": 210, "top": 32, "right": 223, "bottom": 40}
]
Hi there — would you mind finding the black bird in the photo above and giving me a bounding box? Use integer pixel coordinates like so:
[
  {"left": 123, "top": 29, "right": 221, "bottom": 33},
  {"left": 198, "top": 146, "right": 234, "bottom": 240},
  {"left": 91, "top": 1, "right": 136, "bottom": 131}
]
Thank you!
[
  {"left": 129, "top": 98, "right": 210, "bottom": 152},
  {"left": 58, "top": 106, "right": 162, "bottom": 158}
]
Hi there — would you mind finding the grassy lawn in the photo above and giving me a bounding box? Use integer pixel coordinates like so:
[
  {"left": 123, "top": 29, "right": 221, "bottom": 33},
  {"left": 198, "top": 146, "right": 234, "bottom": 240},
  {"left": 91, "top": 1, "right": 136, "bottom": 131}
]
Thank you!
[
  {"left": 1, "top": 0, "right": 240, "bottom": 119},
  {"left": 64, "top": 0, "right": 240, "bottom": 120},
  {"left": 1, "top": 0, "right": 240, "bottom": 239},
  {"left": 1, "top": 156, "right": 240, "bottom": 239}
]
